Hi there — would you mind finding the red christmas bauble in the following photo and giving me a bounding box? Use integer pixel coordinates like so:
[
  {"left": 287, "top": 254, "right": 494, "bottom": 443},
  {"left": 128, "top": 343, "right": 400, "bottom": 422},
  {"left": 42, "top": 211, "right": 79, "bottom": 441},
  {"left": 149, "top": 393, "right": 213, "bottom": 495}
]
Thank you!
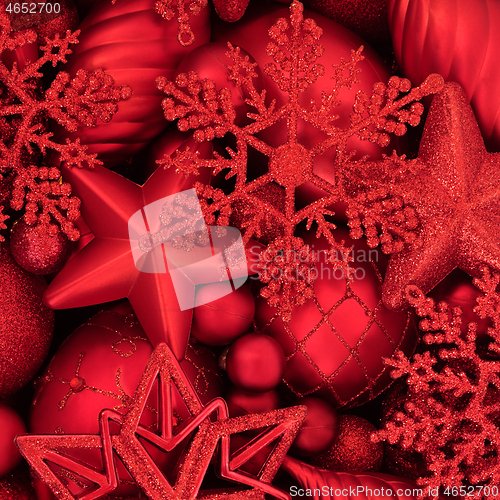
[
  {"left": 0, "top": 405, "right": 27, "bottom": 476},
  {"left": 291, "top": 397, "right": 339, "bottom": 457},
  {"left": 0, "top": 247, "right": 54, "bottom": 398},
  {"left": 60, "top": 0, "right": 211, "bottom": 167},
  {"left": 429, "top": 270, "right": 492, "bottom": 340},
  {"left": 225, "top": 387, "right": 280, "bottom": 417},
  {"left": 312, "top": 415, "right": 383, "bottom": 473},
  {"left": 30, "top": 303, "right": 222, "bottom": 496},
  {"left": 255, "top": 228, "right": 416, "bottom": 408},
  {"left": 213, "top": 3, "right": 402, "bottom": 206},
  {"left": 388, "top": 0, "right": 500, "bottom": 150},
  {"left": 10, "top": 218, "right": 73, "bottom": 275},
  {"left": 191, "top": 283, "right": 255, "bottom": 345},
  {"left": 225, "top": 332, "right": 286, "bottom": 392},
  {"left": 175, "top": 42, "right": 263, "bottom": 125},
  {"left": 212, "top": 0, "right": 251, "bottom": 22}
]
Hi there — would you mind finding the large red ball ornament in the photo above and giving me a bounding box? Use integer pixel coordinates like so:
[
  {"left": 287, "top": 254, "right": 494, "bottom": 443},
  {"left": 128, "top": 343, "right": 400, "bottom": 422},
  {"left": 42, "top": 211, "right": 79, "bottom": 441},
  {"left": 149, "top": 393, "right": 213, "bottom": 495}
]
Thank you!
[
  {"left": 255, "top": 228, "right": 416, "bottom": 408},
  {"left": 387, "top": 0, "right": 500, "bottom": 150},
  {"left": 0, "top": 247, "right": 54, "bottom": 398},
  {"left": 213, "top": 3, "right": 401, "bottom": 202},
  {"left": 30, "top": 303, "right": 222, "bottom": 496},
  {"left": 60, "top": 0, "right": 211, "bottom": 167},
  {"left": 191, "top": 283, "right": 255, "bottom": 345},
  {"left": 225, "top": 332, "right": 286, "bottom": 392},
  {"left": 291, "top": 397, "right": 339, "bottom": 457},
  {"left": 312, "top": 415, "right": 383, "bottom": 472},
  {"left": 0, "top": 405, "right": 27, "bottom": 476},
  {"left": 10, "top": 218, "right": 73, "bottom": 275}
]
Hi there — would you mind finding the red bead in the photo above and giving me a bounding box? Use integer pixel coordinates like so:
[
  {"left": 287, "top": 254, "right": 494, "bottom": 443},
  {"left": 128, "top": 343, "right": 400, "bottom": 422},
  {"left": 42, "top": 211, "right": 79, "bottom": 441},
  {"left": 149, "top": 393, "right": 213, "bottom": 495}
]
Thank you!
[
  {"left": 191, "top": 283, "right": 255, "bottom": 346},
  {"left": 291, "top": 397, "right": 339, "bottom": 457},
  {"left": 226, "top": 332, "right": 286, "bottom": 392}
]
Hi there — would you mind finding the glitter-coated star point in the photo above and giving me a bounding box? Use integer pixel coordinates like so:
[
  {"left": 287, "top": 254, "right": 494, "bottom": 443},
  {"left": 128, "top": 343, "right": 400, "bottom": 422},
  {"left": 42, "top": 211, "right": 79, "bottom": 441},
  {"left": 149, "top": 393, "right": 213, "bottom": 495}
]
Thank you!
[{"left": 382, "top": 82, "right": 500, "bottom": 310}]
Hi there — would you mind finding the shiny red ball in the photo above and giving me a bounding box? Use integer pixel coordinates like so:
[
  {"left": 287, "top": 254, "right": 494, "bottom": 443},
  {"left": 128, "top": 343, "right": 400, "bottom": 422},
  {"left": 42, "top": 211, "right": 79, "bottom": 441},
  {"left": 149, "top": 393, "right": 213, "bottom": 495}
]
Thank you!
[
  {"left": 0, "top": 247, "right": 53, "bottom": 398},
  {"left": 31, "top": 303, "right": 222, "bottom": 496},
  {"left": 226, "top": 332, "right": 286, "bottom": 392},
  {"left": 291, "top": 397, "right": 339, "bottom": 457},
  {"left": 312, "top": 415, "right": 383, "bottom": 472},
  {"left": 191, "top": 283, "right": 255, "bottom": 345},
  {"left": 225, "top": 387, "right": 280, "bottom": 418},
  {"left": 10, "top": 218, "right": 73, "bottom": 275},
  {"left": 0, "top": 404, "right": 27, "bottom": 476}
]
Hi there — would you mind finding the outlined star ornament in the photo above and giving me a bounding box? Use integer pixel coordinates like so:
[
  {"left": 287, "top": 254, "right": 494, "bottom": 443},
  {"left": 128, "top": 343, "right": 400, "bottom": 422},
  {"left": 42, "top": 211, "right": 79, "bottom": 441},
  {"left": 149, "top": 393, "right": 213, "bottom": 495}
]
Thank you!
[
  {"left": 17, "top": 343, "right": 306, "bottom": 500},
  {"left": 382, "top": 82, "right": 500, "bottom": 310},
  {"left": 43, "top": 150, "right": 215, "bottom": 359}
]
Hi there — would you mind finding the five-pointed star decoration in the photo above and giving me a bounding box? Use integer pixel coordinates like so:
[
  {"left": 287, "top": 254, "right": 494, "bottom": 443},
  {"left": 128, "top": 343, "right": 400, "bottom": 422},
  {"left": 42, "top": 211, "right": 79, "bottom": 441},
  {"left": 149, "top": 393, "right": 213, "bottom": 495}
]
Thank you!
[
  {"left": 43, "top": 139, "right": 221, "bottom": 360},
  {"left": 381, "top": 82, "right": 500, "bottom": 310},
  {"left": 17, "top": 343, "right": 306, "bottom": 500}
]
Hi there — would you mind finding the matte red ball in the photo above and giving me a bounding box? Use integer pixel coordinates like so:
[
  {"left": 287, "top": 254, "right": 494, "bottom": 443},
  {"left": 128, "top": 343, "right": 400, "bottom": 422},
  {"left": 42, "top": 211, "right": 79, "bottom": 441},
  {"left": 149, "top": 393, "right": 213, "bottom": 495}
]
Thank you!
[
  {"left": 0, "top": 404, "right": 27, "bottom": 476},
  {"left": 10, "top": 218, "right": 73, "bottom": 275},
  {"left": 0, "top": 247, "right": 53, "bottom": 398},
  {"left": 30, "top": 303, "right": 222, "bottom": 496},
  {"left": 312, "top": 415, "right": 383, "bottom": 472},
  {"left": 226, "top": 332, "right": 286, "bottom": 392},
  {"left": 226, "top": 387, "right": 280, "bottom": 417},
  {"left": 291, "top": 397, "right": 339, "bottom": 457},
  {"left": 191, "top": 283, "right": 255, "bottom": 345}
]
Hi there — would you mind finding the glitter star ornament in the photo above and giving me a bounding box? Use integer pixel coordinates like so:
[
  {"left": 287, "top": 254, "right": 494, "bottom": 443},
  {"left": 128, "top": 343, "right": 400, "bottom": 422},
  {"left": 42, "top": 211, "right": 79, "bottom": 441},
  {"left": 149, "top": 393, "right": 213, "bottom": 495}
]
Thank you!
[
  {"left": 382, "top": 82, "right": 500, "bottom": 310},
  {"left": 17, "top": 343, "right": 307, "bottom": 500},
  {"left": 43, "top": 159, "right": 216, "bottom": 359}
]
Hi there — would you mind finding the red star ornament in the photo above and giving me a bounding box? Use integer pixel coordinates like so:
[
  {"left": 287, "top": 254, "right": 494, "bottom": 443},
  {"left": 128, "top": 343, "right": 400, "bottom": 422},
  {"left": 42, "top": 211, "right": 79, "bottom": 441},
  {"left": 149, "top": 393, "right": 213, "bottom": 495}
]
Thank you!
[
  {"left": 382, "top": 82, "right": 500, "bottom": 310},
  {"left": 17, "top": 343, "right": 306, "bottom": 500},
  {"left": 43, "top": 146, "right": 222, "bottom": 359}
]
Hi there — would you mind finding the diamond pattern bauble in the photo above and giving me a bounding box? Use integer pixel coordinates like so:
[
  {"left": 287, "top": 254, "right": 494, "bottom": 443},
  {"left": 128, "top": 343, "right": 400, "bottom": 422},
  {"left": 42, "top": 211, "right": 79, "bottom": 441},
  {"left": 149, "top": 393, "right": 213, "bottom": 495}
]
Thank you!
[{"left": 255, "top": 228, "right": 416, "bottom": 408}]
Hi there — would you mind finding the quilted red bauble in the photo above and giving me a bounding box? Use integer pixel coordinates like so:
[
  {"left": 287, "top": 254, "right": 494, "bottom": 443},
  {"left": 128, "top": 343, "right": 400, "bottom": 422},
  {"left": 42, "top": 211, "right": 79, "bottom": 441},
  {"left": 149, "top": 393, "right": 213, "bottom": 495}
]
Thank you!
[
  {"left": 212, "top": 3, "right": 402, "bottom": 205},
  {"left": 388, "top": 0, "right": 500, "bottom": 150},
  {"left": 30, "top": 303, "right": 222, "bottom": 496},
  {"left": 59, "top": 0, "right": 210, "bottom": 166},
  {"left": 255, "top": 228, "right": 416, "bottom": 408}
]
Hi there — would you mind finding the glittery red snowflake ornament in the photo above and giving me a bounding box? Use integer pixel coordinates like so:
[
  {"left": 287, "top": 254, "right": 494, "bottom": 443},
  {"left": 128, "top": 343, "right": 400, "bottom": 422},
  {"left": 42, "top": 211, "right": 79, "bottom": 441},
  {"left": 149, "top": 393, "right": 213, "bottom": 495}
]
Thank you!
[
  {"left": 18, "top": 343, "right": 306, "bottom": 500},
  {"left": 0, "top": 7, "right": 131, "bottom": 241},
  {"left": 155, "top": 0, "right": 443, "bottom": 319},
  {"left": 374, "top": 269, "right": 500, "bottom": 498}
]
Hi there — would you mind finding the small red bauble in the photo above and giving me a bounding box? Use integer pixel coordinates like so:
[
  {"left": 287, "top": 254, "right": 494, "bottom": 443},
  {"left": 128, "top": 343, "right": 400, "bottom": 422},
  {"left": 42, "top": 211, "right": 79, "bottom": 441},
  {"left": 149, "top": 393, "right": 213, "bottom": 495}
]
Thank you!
[
  {"left": 30, "top": 303, "right": 222, "bottom": 496},
  {"left": 0, "top": 247, "right": 53, "bottom": 398},
  {"left": 175, "top": 42, "right": 263, "bottom": 125},
  {"left": 0, "top": 470, "right": 37, "bottom": 500},
  {"left": 429, "top": 270, "right": 492, "bottom": 340},
  {"left": 212, "top": 0, "right": 251, "bottom": 22},
  {"left": 312, "top": 415, "right": 383, "bottom": 473},
  {"left": 191, "top": 283, "right": 255, "bottom": 345},
  {"left": 225, "top": 387, "right": 280, "bottom": 418},
  {"left": 291, "top": 397, "right": 339, "bottom": 457},
  {"left": 10, "top": 218, "right": 73, "bottom": 275},
  {"left": 60, "top": 0, "right": 211, "bottom": 166},
  {"left": 0, "top": 404, "right": 27, "bottom": 476},
  {"left": 255, "top": 228, "right": 416, "bottom": 408},
  {"left": 225, "top": 332, "right": 286, "bottom": 392}
]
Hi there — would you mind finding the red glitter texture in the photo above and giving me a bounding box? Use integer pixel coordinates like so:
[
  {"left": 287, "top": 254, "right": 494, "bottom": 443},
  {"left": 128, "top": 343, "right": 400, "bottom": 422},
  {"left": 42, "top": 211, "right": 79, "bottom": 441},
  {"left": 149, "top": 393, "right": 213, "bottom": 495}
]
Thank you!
[
  {"left": 18, "top": 343, "right": 306, "bottom": 499},
  {"left": 156, "top": 0, "right": 443, "bottom": 320},
  {"left": 374, "top": 268, "right": 500, "bottom": 498},
  {"left": 0, "top": 7, "right": 131, "bottom": 240}
]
